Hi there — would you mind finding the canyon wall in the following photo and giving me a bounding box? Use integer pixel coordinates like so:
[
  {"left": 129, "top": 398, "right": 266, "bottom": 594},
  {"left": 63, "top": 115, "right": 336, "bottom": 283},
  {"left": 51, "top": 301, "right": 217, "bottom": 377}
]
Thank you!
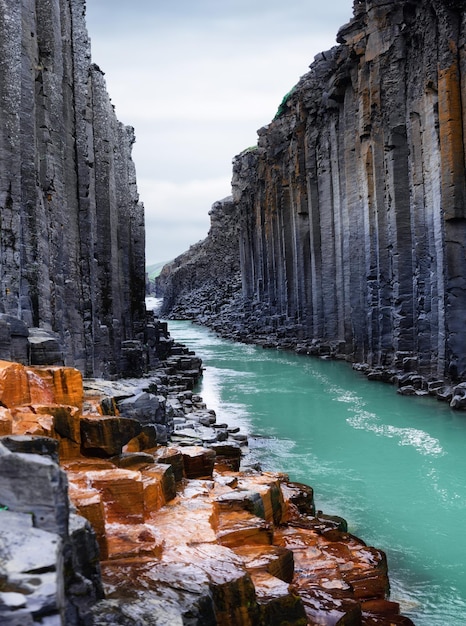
[
  {"left": 158, "top": 196, "right": 242, "bottom": 318},
  {"left": 0, "top": 0, "right": 146, "bottom": 378},
  {"left": 163, "top": 0, "right": 466, "bottom": 382}
]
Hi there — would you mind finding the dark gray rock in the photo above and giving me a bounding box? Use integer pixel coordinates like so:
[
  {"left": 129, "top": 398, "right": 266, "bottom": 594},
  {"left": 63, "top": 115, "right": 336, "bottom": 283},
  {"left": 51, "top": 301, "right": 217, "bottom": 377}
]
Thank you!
[
  {"left": 28, "top": 329, "right": 64, "bottom": 366},
  {"left": 0, "top": 435, "right": 59, "bottom": 463},
  {"left": 0, "top": 443, "right": 69, "bottom": 535},
  {"left": 80, "top": 416, "right": 142, "bottom": 457},
  {"left": 158, "top": 197, "right": 241, "bottom": 320},
  {"left": 160, "top": 0, "right": 466, "bottom": 394},
  {"left": 117, "top": 391, "right": 166, "bottom": 425},
  {"left": 0, "top": 0, "right": 146, "bottom": 378}
]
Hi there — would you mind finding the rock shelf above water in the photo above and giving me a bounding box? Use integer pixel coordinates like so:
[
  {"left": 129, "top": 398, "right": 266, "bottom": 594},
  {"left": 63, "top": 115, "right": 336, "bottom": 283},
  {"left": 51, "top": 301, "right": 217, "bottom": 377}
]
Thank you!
[{"left": 0, "top": 344, "right": 414, "bottom": 625}]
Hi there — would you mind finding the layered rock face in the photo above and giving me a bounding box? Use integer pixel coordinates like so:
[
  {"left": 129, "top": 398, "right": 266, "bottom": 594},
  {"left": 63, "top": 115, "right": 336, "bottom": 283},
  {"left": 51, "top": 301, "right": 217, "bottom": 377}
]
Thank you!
[
  {"left": 162, "top": 0, "right": 466, "bottom": 383},
  {"left": 0, "top": 0, "right": 146, "bottom": 377}
]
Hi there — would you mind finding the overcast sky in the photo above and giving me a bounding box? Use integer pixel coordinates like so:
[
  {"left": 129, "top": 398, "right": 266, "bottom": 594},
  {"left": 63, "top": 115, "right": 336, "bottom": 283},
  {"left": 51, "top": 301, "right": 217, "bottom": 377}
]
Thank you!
[{"left": 85, "top": 0, "right": 354, "bottom": 266}]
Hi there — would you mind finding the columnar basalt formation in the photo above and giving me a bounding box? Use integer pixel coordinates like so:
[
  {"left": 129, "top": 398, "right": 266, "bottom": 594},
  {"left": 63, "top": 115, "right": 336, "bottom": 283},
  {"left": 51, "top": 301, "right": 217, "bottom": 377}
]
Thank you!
[
  {"left": 0, "top": 358, "right": 414, "bottom": 625},
  {"left": 0, "top": 0, "right": 146, "bottom": 377},
  {"left": 161, "top": 0, "right": 466, "bottom": 388},
  {"left": 158, "top": 196, "right": 241, "bottom": 318}
]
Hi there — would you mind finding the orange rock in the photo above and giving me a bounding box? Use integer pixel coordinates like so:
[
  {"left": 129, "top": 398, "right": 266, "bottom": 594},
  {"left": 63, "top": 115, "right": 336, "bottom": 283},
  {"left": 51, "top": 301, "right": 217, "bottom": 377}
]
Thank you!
[
  {"left": 216, "top": 510, "right": 273, "bottom": 548},
  {"left": 80, "top": 415, "right": 142, "bottom": 456},
  {"left": 233, "top": 544, "right": 295, "bottom": 584},
  {"left": 280, "top": 481, "right": 316, "bottom": 522},
  {"left": 237, "top": 472, "right": 286, "bottom": 524},
  {"left": 215, "top": 489, "right": 265, "bottom": 520},
  {"left": 105, "top": 523, "right": 163, "bottom": 560},
  {"left": 62, "top": 458, "right": 115, "bottom": 473},
  {"left": 297, "top": 585, "right": 362, "bottom": 625},
  {"left": 27, "top": 366, "right": 83, "bottom": 407},
  {"left": 146, "top": 497, "right": 217, "bottom": 546},
  {"left": 71, "top": 488, "right": 108, "bottom": 559},
  {"left": 141, "top": 463, "right": 176, "bottom": 507},
  {"left": 250, "top": 570, "right": 307, "bottom": 625},
  {"left": 11, "top": 406, "right": 54, "bottom": 438},
  {"left": 163, "top": 543, "right": 261, "bottom": 626},
  {"left": 180, "top": 445, "right": 216, "bottom": 479},
  {"left": 152, "top": 446, "right": 185, "bottom": 481},
  {"left": 0, "top": 407, "right": 13, "bottom": 435},
  {"left": 87, "top": 469, "right": 145, "bottom": 524},
  {"left": 0, "top": 361, "right": 31, "bottom": 406},
  {"left": 140, "top": 471, "right": 165, "bottom": 515},
  {"left": 34, "top": 404, "right": 81, "bottom": 442}
]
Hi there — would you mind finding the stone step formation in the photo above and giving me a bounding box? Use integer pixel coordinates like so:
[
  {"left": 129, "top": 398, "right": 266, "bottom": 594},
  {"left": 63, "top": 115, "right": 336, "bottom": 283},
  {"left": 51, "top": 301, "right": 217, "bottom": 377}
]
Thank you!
[{"left": 0, "top": 342, "right": 414, "bottom": 625}]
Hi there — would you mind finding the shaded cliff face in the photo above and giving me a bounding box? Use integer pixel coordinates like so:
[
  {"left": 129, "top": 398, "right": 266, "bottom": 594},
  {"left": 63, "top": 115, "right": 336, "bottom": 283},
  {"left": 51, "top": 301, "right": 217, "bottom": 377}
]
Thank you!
[
  {"left": 0, "top": 0, "right": 146, "bottom": 377},
  {"left": 158, "top": 196, "right": 241, "bottom": 319},
  {"left": 163, "top": 0, "right": 466, "bottom": 381}
]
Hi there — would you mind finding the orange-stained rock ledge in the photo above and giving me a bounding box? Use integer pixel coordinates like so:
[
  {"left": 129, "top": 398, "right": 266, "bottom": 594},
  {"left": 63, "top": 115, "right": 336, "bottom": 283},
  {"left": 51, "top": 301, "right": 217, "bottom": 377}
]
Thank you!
[{"left": 0, "top": 359, "right": 415, "bottom": 625}]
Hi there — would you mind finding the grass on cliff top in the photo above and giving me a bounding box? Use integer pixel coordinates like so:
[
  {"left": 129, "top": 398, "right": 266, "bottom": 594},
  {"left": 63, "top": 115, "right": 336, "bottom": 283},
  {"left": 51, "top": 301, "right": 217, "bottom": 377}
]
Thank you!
[{"left": 146, "top": 261, "right": 168, "bottom": 280}]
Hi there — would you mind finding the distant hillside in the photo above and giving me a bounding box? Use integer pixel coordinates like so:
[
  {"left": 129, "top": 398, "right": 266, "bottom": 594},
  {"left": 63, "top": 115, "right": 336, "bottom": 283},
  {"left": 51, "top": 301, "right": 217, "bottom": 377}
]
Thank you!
[{"left": 146, "top": 261, "right": 168, "bottom": 280}]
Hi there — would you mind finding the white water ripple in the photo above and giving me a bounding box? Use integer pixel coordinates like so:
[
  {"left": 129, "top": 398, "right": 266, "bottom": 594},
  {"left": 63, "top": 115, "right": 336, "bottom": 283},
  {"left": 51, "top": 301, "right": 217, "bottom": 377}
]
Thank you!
[
  {"left": 320, "top": 382, "right": 446, "bottom": 458},
  {"left": 346, "top": 406, "right": 444, "bottom": 457}
]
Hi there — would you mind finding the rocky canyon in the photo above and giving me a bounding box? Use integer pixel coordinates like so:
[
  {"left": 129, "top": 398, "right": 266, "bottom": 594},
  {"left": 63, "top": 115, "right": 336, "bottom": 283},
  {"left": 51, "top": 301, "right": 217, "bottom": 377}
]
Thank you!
[
  {"left": 2, "top": 0, "right": 462, "bottom": 624},
  {"left": 160, "top": 0, "right": 466, "bottom": 399}
]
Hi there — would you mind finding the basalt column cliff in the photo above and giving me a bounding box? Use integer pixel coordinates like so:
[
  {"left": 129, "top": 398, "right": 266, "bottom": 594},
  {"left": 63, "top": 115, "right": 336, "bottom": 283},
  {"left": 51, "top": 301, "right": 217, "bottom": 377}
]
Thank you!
[
  {"left": 0, "top": 0, "right": 145, "bottom": 377},
  {"left": 161, "top": 0, "right": 466, "bottom": 384}
]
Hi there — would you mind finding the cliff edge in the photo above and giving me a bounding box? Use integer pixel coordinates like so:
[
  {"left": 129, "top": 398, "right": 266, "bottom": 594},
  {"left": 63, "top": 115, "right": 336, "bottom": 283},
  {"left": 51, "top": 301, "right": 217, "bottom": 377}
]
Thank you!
[
  {"left": 0, "top": 0, "right": 146, "bottom": 378},
  {"left": 161, "top": 0, "right": 466, "bottom": 388}
]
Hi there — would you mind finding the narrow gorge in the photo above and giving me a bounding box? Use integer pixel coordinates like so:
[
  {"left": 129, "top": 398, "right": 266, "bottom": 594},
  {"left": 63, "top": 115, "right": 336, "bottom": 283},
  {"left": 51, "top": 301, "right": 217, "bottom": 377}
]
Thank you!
[
  {"left": 160, "top": 0, "right": 466, "bottom": 398},
  {"left": 0, "top": 0, "right": 464, "bottom": 624}
]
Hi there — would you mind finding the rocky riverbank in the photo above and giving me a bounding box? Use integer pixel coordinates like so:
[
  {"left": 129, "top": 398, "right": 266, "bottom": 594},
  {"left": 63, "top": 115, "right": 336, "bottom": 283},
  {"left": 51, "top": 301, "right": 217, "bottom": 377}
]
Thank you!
[
  {"left": 161, "top": 277, "right": 466, "bottom": 413},
  {"left": 158, "top": 0, "right": 466, "bottom": 411},
  {"left": 0, "top": 328, "right": 414, "bottom": 625}
]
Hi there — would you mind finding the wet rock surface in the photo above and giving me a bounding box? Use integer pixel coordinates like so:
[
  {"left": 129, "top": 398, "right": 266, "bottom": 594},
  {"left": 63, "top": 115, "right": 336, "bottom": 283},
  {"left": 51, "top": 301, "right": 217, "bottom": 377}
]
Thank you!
[{"left": 0, "top": 338, "right": 414, "bottom": 625}]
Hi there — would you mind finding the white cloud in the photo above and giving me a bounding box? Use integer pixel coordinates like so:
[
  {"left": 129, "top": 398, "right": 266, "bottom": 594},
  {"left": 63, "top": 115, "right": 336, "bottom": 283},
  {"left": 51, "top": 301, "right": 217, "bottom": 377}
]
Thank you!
[
  {"left": 85, "top": 0, "right": 354, "bottom": 264},
  {"left": 140, "top": 177, "right": 232, "bottom": 264}
]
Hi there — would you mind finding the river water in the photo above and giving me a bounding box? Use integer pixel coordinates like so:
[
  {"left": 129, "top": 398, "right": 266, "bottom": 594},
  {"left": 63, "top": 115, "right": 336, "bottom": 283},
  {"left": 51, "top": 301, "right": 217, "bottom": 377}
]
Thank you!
[{"left": 165, "top": 318, "right": 466, "bottom": 626}]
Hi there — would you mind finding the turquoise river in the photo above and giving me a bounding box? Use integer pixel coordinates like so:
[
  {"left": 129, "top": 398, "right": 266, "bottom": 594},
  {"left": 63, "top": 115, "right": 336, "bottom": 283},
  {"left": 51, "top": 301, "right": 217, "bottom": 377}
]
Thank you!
[{"left": 166, "top": 318, "right": 466, "bottom": 626}]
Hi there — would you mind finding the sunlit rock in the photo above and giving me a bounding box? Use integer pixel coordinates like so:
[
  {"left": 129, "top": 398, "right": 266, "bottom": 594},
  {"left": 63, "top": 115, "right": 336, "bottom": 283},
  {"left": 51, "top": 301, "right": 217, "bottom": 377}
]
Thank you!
[
  {"left": 233, "top": 544, "right": 295, "bottom": 584},
  {"left": 105, "top": 522, "right": 163, "bottom": 560},
  {"left": 141, "top": 463, "right": 177, "bottom": 505},
  {"left": 69, "top": 488, "right": 108, "bottom": 560},
  {"left": 0, "top": 361, "right": 31, "bottom": 407},
  {"left": 216, "top": 510, "right": 273, "bottom": 548},
  {"left": 27, "top": 366, "right": 83, "bottom": 407},
  {"left": 86, "top": 469, "right": 145, "bottom": 524},
  {"left": 237, "top": 472, "right": 285, "bottom": 524},
  {"left": 0, "top": 407, "right": 13, "bottom": 436}
]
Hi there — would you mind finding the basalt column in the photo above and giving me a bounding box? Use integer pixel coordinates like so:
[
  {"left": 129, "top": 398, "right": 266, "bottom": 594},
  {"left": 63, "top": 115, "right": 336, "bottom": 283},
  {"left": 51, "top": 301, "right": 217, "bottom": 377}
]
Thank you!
[
  {"left": 0, "top": 0, "right": 146, "bottom": 377},
  {"left": 232, "top": 0, "right": 466, "bottom": 379}
]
